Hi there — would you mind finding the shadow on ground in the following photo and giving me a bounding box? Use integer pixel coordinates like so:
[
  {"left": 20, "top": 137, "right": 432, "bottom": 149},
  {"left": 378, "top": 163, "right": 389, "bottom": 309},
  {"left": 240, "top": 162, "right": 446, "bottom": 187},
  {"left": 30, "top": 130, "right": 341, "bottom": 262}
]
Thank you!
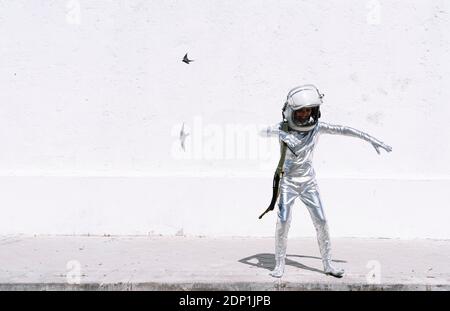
[{"left": 239, "top": 253, "right": 347, "bottom": 275}]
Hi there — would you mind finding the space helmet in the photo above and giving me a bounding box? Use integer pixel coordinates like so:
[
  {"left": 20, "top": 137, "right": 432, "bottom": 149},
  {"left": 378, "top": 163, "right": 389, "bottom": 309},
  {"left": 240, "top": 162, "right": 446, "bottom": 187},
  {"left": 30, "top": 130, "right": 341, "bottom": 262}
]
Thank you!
[{"left": 282, "top": 84, "right": 324, "bottom": 131}]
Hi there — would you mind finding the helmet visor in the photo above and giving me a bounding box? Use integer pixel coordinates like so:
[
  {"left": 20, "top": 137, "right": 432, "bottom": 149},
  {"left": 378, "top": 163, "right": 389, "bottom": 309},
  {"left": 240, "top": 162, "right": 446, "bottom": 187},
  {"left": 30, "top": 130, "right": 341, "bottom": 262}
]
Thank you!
[{"left": 292, "top": 107, "right": 314, "bottom": 126}]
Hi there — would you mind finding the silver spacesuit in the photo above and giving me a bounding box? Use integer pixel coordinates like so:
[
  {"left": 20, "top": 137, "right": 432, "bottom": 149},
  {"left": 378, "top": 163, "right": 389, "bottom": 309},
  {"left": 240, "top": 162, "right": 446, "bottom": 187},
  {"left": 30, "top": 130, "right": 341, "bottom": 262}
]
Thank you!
[{"left": 261, "top": 85, "right": 392, "bottom": 278}]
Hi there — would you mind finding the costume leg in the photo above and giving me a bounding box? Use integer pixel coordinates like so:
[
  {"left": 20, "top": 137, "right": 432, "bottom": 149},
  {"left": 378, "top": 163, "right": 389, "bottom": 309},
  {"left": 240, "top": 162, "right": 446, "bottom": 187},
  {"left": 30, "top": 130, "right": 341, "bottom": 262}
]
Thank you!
[
  {"left": 299, "top": 181, "right": 344, "bottom": 278},
  {"left": 269, "top": 178, "right": 297, "bottom": 278}
]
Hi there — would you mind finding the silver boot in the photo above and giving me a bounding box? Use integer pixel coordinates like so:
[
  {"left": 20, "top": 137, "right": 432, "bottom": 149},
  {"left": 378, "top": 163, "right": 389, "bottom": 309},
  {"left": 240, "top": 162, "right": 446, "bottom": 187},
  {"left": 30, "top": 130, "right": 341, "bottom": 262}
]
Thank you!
[
  {"left": 323, "top": 260, "right": 345, "bottom": 278},
  {"left": 269, "top": 256, "right": 285, "bottom": 278},
  {"left": 316, "top": 221, "right": 345, "bottom": 278},
  {"left": 269, "top": 216, "right": 291, "bottom": 278}
]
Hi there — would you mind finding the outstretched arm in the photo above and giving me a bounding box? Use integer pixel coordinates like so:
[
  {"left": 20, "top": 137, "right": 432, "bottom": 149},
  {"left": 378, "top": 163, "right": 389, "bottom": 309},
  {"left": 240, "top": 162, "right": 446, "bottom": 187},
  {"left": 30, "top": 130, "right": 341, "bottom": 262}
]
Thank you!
[
  {"left": 318, "top": 122, "right": 392, "bottom": 154},
  {"left": 259, "top": 122, "right": 283, "bottom": 137},
  {"left": 259, "top": 122, "right": 302, "bottom": 155}
]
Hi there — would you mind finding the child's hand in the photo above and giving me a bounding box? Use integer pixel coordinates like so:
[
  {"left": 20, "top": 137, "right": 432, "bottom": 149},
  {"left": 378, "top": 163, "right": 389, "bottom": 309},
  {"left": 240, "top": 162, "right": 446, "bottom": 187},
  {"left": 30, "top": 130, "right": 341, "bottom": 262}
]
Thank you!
[
  {"left": 259, "top": 123, "right": 282, "bottom": 137},
  {"left": 371, "top": 141, "right": 392, "bottom": 154},
  {"left": 258, "top": 128, "right": 270, "bottom": 137}
]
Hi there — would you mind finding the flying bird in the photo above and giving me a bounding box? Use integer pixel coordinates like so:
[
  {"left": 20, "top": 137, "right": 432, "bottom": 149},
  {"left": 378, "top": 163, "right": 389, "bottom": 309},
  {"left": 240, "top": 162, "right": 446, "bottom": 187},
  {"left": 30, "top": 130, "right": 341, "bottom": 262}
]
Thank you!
[
  {"left": 179, "top": 122, "right": 190, "bottom": 151},
  {"left": 182, "top": 53, "right": 194, "bottom": 64}
]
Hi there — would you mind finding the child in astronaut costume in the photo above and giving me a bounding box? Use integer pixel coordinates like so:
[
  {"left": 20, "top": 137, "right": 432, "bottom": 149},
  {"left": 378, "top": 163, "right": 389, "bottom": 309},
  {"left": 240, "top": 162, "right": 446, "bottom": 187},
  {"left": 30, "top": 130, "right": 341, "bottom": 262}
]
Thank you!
[{"left": 261, "top": 84, "right": 392, "bottom": 278}]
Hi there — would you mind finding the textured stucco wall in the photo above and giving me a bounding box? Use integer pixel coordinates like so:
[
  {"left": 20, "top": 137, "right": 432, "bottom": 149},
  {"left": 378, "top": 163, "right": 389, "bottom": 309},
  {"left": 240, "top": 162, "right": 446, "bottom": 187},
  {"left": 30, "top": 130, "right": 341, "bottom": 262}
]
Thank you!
[{"left": 0, "top": 0, "right": 449, "bottom": 237}]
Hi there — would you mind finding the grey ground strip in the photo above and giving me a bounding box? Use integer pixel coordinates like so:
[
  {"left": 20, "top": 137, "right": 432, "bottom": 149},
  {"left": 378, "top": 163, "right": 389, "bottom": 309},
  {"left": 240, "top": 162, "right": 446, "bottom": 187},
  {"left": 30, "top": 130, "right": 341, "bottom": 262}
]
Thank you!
[{"left": 0, "top": 236, "right": 448, "bottom": 291}]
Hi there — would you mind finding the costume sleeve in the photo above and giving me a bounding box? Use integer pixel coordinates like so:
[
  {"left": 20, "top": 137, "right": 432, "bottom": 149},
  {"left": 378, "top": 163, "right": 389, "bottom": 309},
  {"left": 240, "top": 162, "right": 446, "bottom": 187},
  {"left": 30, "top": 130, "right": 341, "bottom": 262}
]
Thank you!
[
  {"left": 260, "top": 122, "right": 303, "bottom": 154},
  {"left": 318, "top": 122, "right": 383, "bottom": 145},
  {"left": 259, "top": 122, "right": 283, "bottom": 137}
]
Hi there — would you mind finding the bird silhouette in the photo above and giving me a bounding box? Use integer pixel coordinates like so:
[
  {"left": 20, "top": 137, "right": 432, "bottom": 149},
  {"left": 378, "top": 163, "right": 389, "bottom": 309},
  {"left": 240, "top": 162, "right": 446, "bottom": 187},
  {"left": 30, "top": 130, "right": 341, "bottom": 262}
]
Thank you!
[
  {"left": 179, "top": 122, "right": 190, "bottom": 151},
  {"left": 182, "top": 53, "right": 194, "bottom": 64}
]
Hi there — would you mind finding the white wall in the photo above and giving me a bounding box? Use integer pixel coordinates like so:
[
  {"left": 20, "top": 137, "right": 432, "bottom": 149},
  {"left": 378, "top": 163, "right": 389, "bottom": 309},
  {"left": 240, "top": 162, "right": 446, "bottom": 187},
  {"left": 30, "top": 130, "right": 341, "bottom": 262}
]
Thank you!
[{"left": 1, "top": 0, "right": 449, "bottom": 238}]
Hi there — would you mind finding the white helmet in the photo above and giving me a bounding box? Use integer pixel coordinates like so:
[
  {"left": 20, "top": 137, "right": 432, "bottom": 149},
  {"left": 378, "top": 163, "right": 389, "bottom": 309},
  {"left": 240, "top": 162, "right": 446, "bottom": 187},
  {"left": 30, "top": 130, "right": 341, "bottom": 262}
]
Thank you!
[{"left": 283, "top": 84, "right": 324, "bottom": 131}]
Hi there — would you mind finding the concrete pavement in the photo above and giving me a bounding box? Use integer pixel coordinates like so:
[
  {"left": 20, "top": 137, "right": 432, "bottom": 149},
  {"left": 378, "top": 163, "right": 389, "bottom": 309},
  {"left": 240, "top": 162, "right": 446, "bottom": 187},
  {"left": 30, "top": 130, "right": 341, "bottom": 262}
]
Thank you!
[{"left": 0, "top": 235, "right": 448, "bottom": 291}]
